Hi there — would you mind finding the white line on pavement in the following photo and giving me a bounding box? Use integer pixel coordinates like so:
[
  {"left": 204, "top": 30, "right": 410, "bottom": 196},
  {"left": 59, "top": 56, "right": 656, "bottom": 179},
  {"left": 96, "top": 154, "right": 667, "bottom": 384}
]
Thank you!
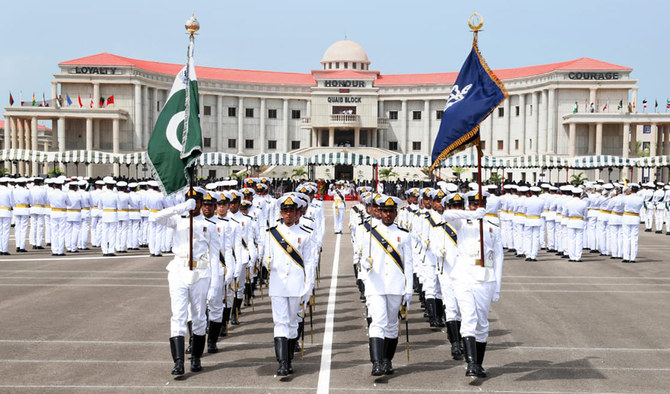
[
  {"left": 0, "top": 254, "right": 172, "bottom": 262},
  {"left": 316, "top": 233, "right": 341, "bottom": 394},
  {"left": 0, "top": 283, "right": 165, "bottom": 288},
  {"left": 503, "top": 289, "right": 670, "bottom": 293},
  {"left": 0, "top": 276, "right": 164, "bottom": 281}
]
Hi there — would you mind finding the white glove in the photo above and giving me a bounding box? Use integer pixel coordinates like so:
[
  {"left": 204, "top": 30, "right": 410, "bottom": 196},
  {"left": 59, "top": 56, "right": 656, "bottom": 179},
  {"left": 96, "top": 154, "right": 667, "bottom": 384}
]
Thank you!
[
  {"left": 361, "top": 257, "right": 372, "bottom": 270},
  {"left": 301, "top": 283, "right": 314, "bottom": 302},
  {"left": 474, "top": 207, "right": 486, "bottom": 219},
  {"left": 403, "top": 293, "right": 412, "bottom": 311},
  {"left": 180, "top": 198, "right": 196, "bottom": 213},
  {"left": 492, "top": 292, "right": 500, "bottom": 303},
  {"left": 302, "top": 292, "right": 311, "bottom": 306}
]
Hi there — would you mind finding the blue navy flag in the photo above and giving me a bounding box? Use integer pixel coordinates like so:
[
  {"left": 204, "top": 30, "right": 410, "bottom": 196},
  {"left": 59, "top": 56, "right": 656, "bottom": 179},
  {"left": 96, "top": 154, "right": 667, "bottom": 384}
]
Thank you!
[{"left": 430, "top": 41, "right": 507, "bottom": 170}]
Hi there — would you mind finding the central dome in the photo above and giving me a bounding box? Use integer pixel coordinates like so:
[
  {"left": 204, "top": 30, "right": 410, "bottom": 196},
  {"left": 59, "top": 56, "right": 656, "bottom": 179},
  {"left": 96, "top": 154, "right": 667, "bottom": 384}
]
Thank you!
[{"left": 320, "top": 40, "right": 370, "bottom": 70}]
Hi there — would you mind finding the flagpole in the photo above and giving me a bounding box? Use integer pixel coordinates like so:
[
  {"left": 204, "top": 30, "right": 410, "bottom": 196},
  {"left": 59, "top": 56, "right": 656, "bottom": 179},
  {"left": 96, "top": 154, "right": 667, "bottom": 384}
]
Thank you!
[
  {"left": 186, "top": 14, "right": 200, "bottom": 272},
  {"left": 470, "top": 16, "right": 486, "bottom": 268}
]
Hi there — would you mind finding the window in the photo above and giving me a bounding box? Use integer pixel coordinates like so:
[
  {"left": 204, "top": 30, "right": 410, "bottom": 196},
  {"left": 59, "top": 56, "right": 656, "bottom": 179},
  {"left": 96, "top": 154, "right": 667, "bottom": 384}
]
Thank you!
[
  {"left": 268, "top": 140, "right": 277, "bottom": 150},
  {"left": 436, "top": 110, "right": 443, "bottom": 120},
  {"left": 389, "top": 141, "right": 398, "bottom": 151},
  {"left": 352, "top": 62, "right": 357, "bottom": 69},
  {"left": 245, "top": 139, "right": 254, "bottom": 149},
  {"left": 208, "top": 170, "right": 216, "bottom": 178},
  {"left": 203, "top": 105, "right": 211, "bottom": 116},
  {"left": 515, "top": 106, "right": 520, "bottom": 116},
  {"left": 228, "top": 107, "right": 236, "bottom": 117},
  {"left": 203, "top": 137, "right": 211, "bottom": 148},
  {"left": 291, "top": 140, "right": 301, "bottom": 150},
  {"left": 344, "top": 62, "right": 348, "bottom": 69},
  {"left": 335, "top": 62, "right": 339, "bottom": 69},
  {"left": 412, "top": 141, "right": 421, "bottom": 150},
  {"left": 245, "top": 108, "right": 254, "bottom": 118},
  {"left": 291, "top": 110, "right": 301, "bottom": 119},
  {"left": 481, "top": 141, "right": 486, "bottom": 150},
  {"left": 228, "top": 139, "right": 236, "bottom": 149},
  {"left": 329, "top": 62, "right": 332, "bottom": 69},
  {"left": 515, "top": 139, "right": 519, "bottom": 150},
  {"left": 157, "top": 101, "right": 161, "bottom": 112},
  {"left": 497, "top": 140, "right": 504, "bottom": 150},
  {"left": 529, "top": 105, "right": 533, "bottom": 116},
  {"left": 498, "top": 107, "right": 504, "bottom": 117},
  {"left": 642, "top": 142, "right": 650, "bottom": 152},
  {"left": 389, "top": 111, "right": 398, "bottom": 120},
  {"left": 643, "top": 125, "right": 651, "bottom": 134},
  {"left": 268, "top": 109, "right": 277, "bottom": 119},
  {"left": 412, "top": 111, "right": 422, "bottom": 120}
]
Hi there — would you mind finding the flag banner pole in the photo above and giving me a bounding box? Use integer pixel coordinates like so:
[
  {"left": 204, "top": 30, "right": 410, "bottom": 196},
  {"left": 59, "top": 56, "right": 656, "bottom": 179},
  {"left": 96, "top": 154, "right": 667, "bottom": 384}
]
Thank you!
[
  {"left": 477, "top": 143, "right": 485, "bottom": 268},
  {"left": 189, "top": 181, "right": 194, "bottom": 271}
]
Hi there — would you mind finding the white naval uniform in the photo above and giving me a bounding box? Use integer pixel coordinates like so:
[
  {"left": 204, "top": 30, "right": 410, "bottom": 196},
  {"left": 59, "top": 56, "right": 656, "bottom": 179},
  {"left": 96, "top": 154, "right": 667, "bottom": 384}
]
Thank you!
[
  {"left": 210, "top": 215, "right": 237, "bottom": 319},
  {"left": 597, "top": 196, "right": 611, "bottom": 254},
  {"left": 544, "top": 194, "right": 557, "bottom": 251},
  {"left": 154, "top": 202, "right": 219, "bottom": 337},
  {"left": 360, "top": 221, "right": 413, "bottom": 339},
  {"left": 89, "top": 188, "right": 103, "bottom": 247},
  {"left": 653, "top": 189, "right": 665, "bottom": 232},
  {"left": 116, "top": 192, "right": 130, "bottom": 252},
  {"left": 218, "top": 214, "right": 242, "bottom": 309},
  {"left": 139, "top": 189, "right": 150, "bottom": 246},
  {"left": 29, "top": 185, "right": 47, "bottom": 248},
  {"left": 263, "top": 222, "right": 317, "bottom": 339},
  {"left": 586, "top": 192, "right": 599, "bottom": 250},
  {"left": 329, "top": 189, "right": 347, "bottom": 233},
  {"left": 523, "top": 195, "right": 544, "bottom": 260},
  {"left": 78, "top": 189, "right": 91, "bottom": 250},
  {"left": 565, "top": 197, "right": 588, "bottom": 261},
  {"left": 622, "top": 193, "right": 644, "bottom": 262},
  {"left": 642, "top": 189, "right": 654, "bottom": 230},
  {"left": 609, "top": 195, "right": 624, "bottom": 259},
  {"left": 48, "top": 188, "right": 68, "bottom": 255},
  {"left": 0, "top": 185, "right": 13, "bottom": 253},
  {"left": 449, "top": 216, "right": 503, "bottom": 342},
  {"left": 146, "top": 190, "right": 166, "bottom": 255},
  {"left": 65, "top": 189, "right": 83, "bottom": 252},
  {"left": 128, "top": 191, "right": 142, "bottom": 250},
  {"left": 12, "top": 186, "right": 30, "bottom": 250},
  {"left": 99, "top": 187, "right": 119, "bottom": 255}
]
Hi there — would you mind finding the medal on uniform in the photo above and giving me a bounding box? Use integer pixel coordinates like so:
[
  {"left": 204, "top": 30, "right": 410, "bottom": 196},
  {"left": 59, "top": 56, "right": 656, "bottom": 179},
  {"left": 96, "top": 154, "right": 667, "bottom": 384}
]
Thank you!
[
  {"left": 287, "top": 245, "right": 293, "bottom": 253},
  {"left": 387, "top": 245, "right": 393, "bottom": 253}
]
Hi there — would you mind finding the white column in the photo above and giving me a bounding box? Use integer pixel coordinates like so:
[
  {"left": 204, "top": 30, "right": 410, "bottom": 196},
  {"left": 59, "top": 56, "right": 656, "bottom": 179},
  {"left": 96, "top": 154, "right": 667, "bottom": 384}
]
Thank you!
[
  {"left": 329, "top": 127, "right": 335, "bottom": 147},
  {"left": 504, "top": 97, "right": 511, "bottom": 154},
  {"left": 282, "top": 99, "right": 289, "bottom": 152},
  {"left": 568, "top": 123, "right": 576, "bottom": 157},
  {"left": 260, "top": 98, "right": 266, "bottom": 153},
  {"left": 531, "top": 92, "right": 539, "bottom": 154},
  {"left": 4, "top": 116, "right": 11, "bottom": 150},
  {"left": 113, "top": 118, "right": 120, "bottom": 176},
  {"left": 401, "top": 100, "right": 408, "bottom": 153},
  {"left": 93, "top": 83, "right": 100, "bottom": 108},
  {"left": 538, "top": 89, "right": 548, "bottom": 154},
  {"left": 622, "top": 123, "right": 631, "bottom": 181},
  {"left": 519, "top": 94, "right": 526, "bottom": 153},
  {"left": 17, "top": 118, "right": 24, "bottom": 150},
  {"left": 237, "top": 97, "right": 244, "bottom": 154},
  {"left": 547, "top": 88, "right": 556, "bottom": 153},
  {"left": 142, "top": 85, "right": 149, "bottom": 149},
  {"left": 57, "top": 117, "right": 65, "bottom": 153},
  {"left": 423, "top": 100, "right": 430, "bottom": 155},
  {"left": 216, "top": 95, "right": 224, "bottom": 152},
  {"left": 589, "top": 88, "right": 597, "bottom": 111},
  {"left": 377, "top": 100, "right": 385, "bottom": 148},
  {"left": 31, "top": 117, "right": 38, "bottom": 175},
  {"left": 650, "top": 123, "right": 658, "bottom": 157},
  {"left": 595, "top": 123, "right": 603, "bottom": 179},
  {"left": 134, "top": 84, "right": 143, "bottom": 150},
  {"left": 10, "top": 117, "right": 17, "bottom": 150},
  {"left": 354, "top": 127, "right": 360, "bottom": 147},
  {"left": 665, "top": 125, "right": 670, "bottom": 156},
  {"left": 85, "top": 118, "right": 93, "bottom": 151}
]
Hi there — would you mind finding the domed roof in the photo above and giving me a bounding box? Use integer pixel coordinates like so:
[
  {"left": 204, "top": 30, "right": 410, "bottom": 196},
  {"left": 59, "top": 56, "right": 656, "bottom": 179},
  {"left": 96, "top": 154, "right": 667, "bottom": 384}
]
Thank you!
[{"left": 321, "top": 40, "right": 370, "bottom": 65}]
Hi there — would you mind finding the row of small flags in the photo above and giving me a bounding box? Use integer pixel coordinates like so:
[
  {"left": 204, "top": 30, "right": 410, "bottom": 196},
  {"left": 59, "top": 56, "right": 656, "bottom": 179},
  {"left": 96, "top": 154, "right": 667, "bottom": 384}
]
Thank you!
[
  {"left": 573, "top": 98, "right": 670, "bottom": 113},
  {"left": 8, "top": 92, "right": 114, "bottom": 108}
]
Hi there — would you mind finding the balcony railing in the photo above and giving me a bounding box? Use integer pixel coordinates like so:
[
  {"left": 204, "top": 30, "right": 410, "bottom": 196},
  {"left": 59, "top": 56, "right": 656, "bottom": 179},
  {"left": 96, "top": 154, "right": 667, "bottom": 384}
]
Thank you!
[{"left": 329, "top": 114, "right": 360, "bottom": 126}]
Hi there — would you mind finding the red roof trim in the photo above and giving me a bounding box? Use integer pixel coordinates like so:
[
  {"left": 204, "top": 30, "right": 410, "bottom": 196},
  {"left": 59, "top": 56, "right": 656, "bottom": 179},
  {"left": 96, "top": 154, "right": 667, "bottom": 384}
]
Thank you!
[
  {"left": 0, "top": 120, "right": 51, "bottom": 131},
  {"left": 59, "top": 53, "right": 631, "bottom": 87}
]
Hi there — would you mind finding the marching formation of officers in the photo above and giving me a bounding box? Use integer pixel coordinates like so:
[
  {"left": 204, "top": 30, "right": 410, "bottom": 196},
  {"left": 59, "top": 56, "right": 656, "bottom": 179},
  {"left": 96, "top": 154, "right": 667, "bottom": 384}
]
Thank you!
[
  {"left": 349, "top": 183, "right": 502, "bottom": 378},
  {"left": 158, "top": 179, "right": 325, "bottom": 377}
]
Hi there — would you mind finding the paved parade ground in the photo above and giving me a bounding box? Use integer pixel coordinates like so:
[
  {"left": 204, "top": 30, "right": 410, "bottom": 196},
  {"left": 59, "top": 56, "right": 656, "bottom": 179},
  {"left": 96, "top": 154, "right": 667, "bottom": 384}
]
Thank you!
[{"left": 1, "top": 202, "right": 670, "bottom": 393}]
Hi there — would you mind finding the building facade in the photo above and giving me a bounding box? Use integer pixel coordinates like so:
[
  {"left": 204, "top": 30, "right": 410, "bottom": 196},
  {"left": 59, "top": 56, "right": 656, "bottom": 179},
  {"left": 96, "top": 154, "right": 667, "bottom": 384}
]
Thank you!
[{"left": 3, "top": 39, "right": 669, "bottom": 182}]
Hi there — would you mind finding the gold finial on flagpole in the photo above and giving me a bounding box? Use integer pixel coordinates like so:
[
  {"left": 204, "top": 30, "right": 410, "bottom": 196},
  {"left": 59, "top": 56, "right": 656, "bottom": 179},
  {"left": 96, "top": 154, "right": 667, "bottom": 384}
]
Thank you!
[
  {"left": 468, "top": 12, "right": 483, "bottom": 32},
  {"left": 185, "top": 13, "right": 200, "bottom": 37}
]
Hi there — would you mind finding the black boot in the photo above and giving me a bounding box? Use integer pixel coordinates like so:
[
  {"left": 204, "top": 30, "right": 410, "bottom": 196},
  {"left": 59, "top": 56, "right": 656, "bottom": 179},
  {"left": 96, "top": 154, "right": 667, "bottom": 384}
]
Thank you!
[
  {"left": 369, "top": 337, "right": 385, "bottom": 376},
  {"left": 476, "top": 341, "right": 487, "bottom": 378},
  {"left": 434, "top": 299, "right": 446, "bottom": 327},
  {"left": 287, "top": 337, "right": 296, "bottom": 374},
  {"left": 446, "top": 321, "right": 463, "bottom": 360},
  {"left": 295, "top": 322, "right": 304, "bottom": 353},
  {"left": 419, "top": 288, "right": 426, "bottom": 309},
  {"left": 244, "top": 283, "right": 251, "bottom": 306},
  {"left": 463, "top": 336, "right": 478, "bottom": 377},
  {"left": 382, "top": 337, "right": 398, "bottom": 375},
  {"left": 207, "top": 321, "right": 222, "bottom": 353},
  {"left": 356, "top": 279, "right": 366, "bottom": 300},
  {"left": 190, "top": 334, "right": 205, "bottom": 372},
  {"left": 366, "top": 316, "right": 372, "bottom": 328},
  {"left": 231, "top": 298, "right": 242, "bottom": 325},
  {"left": 169, "top": 336, "right": 185, "bottom": 375},
  {"left": 220, "top": 307, "right": 231, "bottom": 337},
  {"left": 426, "top": 299, "right": 438, "bottom": 327},
  {"left": 274, "top": 337, "right": 290, "bottom": 376},
  {"left": 185, "top": 321, "right": 193, "bottom": 354}
]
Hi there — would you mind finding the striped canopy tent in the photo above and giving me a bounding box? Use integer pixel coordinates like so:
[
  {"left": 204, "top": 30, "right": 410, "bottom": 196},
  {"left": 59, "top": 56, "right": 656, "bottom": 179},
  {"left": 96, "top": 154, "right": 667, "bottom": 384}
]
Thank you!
[
  {"left": 0, "top": 149, "right": 32, "bottom": 162},
  {"left": 0, "top": 149, "right": 118, "bottom": 164},
  {"left": 378, "top": 153, "right": 430, "bottom": 168},
  {"left": 197, "top": 152, "right": 247, "bottom": 167},
  {"left": 501, "top": 155, "right": 569, "bottom": 169},
  {"left": 308, "top": 152, "right": 377, "bottom": 166},
  {"left": 246, "top": 152, "right": 309, "bottom": 167},
  {"left": 440, "top": 154, "right": 479, "bottom": 168},
  {"left": 569, "top": 155, "right": 632, "bottom": 169},
  {"left": 117, "top": 151, "right": 147, "bottom": 165},
  {"left": 634, "top": 155, "right": 670, "bottom": 168}
]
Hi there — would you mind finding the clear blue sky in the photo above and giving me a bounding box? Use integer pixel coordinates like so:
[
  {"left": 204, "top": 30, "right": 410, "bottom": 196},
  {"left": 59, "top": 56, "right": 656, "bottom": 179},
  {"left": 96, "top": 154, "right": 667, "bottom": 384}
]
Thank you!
[{"left": 2, "top": 0, "right": 668, "bottom": 118}]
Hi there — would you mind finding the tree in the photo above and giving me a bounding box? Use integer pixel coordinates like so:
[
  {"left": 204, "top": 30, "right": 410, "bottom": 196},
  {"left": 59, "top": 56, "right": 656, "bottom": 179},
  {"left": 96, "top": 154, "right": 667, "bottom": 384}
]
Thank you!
[
  {"left": 291, "top": 166, "right": 307, "bottom": 180},
  {"left": 231, "top": 170, "right": 247, "bottom": 181},
  {"left": 450, "top": 167, "right": 467, "bottom": 180},
  {"left": 634, "top": 141, "right": 650, "bottom": 158},
  {"left": 488, "top": 172, "right": 502, "bottom": 185},
  {"left": 379, "top": 167, "right": 398, "bottom": 181},
  {"left": 570, "top": 171, "right": 587, "bottom": 186}
]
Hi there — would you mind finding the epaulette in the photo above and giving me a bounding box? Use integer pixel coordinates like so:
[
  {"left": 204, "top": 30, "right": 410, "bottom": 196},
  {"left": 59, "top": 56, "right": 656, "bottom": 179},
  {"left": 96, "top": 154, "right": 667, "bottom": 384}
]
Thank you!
[{"left": 300, "top": 225, "right": 313, "bottom": 233}]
